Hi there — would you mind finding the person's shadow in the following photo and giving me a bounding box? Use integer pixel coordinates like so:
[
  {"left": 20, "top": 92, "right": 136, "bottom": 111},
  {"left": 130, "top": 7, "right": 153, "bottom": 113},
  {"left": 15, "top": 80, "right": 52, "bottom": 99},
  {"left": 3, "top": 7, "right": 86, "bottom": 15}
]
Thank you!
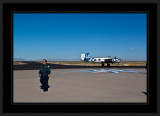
[{"left": 141, "top": 91, "right": 147, "bottom": 95}]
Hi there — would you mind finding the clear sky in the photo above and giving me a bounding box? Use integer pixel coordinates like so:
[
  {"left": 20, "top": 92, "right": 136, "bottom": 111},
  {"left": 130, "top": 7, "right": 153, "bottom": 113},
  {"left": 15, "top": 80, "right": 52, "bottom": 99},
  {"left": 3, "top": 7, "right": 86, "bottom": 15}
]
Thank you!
[{"left": 13, "top": 13, "right": 147, "bottom": 61}]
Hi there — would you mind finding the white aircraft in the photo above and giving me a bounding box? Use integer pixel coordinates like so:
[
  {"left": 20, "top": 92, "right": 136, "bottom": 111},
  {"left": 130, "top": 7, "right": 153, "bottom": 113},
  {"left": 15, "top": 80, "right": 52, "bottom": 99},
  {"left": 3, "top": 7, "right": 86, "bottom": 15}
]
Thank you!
[{"left": 81, "top": 53, "right": 121, "bottom": 67}]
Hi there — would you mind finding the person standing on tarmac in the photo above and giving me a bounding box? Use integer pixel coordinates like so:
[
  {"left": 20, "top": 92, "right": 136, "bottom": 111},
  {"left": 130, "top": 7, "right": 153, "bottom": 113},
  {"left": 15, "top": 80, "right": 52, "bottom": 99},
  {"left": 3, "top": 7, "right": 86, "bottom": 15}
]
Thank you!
[{"left": 39, "top": 59, "right": 51, "bottom": 92}]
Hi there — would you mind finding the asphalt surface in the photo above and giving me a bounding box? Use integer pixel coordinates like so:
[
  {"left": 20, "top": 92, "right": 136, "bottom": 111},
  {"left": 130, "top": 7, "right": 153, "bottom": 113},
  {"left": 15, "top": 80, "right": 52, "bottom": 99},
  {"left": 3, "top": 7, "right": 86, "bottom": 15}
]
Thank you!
[
  {"left": 13, "top": 68, "right": 147, "bottom": 103},
  {"left": 13, "top": 61, "right": 146, "bottom": 70}
]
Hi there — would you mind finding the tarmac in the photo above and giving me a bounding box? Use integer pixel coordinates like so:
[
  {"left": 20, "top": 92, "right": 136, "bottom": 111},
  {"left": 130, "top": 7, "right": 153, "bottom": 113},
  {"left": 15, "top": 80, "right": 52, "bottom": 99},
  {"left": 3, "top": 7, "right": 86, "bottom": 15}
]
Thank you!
[{"left": 13, "top": 68, "right": 147, "bottom": 103}]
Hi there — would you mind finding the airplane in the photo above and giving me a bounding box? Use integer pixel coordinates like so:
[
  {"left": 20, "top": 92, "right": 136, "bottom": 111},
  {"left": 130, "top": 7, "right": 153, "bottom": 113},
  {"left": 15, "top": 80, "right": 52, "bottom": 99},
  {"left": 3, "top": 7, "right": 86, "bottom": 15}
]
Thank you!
[{"left": 81, "top": 53, "right": 121, "bottom": 67}]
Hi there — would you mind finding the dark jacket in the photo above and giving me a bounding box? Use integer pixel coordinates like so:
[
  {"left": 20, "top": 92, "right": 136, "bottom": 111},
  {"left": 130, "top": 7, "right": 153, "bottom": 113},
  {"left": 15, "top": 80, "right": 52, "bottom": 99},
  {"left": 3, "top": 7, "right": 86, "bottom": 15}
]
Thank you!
[{"left": 39, "top": 64, "right": 51, "bottom": 77}]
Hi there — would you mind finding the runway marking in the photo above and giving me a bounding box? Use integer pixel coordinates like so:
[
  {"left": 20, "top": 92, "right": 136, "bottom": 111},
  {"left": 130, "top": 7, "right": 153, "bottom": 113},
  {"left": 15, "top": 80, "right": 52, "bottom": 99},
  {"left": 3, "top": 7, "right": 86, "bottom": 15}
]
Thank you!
[{"left": 68, "top": 69, "right": 146, "bottom": 74}]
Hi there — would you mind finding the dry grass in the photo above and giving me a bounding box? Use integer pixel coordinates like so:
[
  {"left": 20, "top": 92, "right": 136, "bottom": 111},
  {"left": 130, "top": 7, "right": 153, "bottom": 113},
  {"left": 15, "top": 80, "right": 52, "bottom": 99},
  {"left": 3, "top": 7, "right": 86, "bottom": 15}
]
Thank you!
[
  {"left": 13, "top": 61, "right": 27, "bottom": 65},
  {"left": 47, "top": 61, "right": 146, "bottom": 66},
  {"left": 13, "top": 61, "right": 146, "bottom": 66}
]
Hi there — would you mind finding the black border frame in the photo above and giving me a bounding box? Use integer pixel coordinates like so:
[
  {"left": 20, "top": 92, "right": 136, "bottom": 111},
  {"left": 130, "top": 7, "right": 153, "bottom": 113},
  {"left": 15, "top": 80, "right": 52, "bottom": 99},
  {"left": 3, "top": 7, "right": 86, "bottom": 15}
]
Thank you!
[{"left": 3, "top": 3, "right": 157, "bottom": 113}]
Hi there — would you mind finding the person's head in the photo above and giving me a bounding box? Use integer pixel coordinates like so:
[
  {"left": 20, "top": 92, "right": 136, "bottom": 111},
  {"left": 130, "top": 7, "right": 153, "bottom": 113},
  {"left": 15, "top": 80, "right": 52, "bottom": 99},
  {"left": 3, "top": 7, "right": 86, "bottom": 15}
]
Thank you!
[{"left": 43, "top": 59, "right": 47, "bottom": 65}]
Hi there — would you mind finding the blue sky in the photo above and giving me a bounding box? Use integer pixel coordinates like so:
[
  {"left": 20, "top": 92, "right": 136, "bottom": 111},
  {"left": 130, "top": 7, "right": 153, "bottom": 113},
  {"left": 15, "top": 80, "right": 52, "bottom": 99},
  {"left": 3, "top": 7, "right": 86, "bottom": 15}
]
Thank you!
[{"left": 13, "top": 13, "right": 147, "bottom": 61}]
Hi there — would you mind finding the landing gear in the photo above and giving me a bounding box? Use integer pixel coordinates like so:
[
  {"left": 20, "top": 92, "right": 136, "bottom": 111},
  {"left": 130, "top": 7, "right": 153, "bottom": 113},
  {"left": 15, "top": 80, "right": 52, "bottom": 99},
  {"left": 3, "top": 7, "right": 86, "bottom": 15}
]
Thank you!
[
  {"left": 101, "top": 63, "right": 111, "bottom": 67},
  {"left": 107, "top": 63, "right": 110, "bottom": 67}
]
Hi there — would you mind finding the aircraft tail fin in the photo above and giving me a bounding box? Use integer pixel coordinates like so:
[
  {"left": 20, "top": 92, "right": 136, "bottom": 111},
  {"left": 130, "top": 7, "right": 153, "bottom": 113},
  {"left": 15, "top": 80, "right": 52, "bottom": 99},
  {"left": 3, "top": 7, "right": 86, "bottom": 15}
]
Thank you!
[{"left": 81, "top": 53, "right": 91, "bottom": 61}]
